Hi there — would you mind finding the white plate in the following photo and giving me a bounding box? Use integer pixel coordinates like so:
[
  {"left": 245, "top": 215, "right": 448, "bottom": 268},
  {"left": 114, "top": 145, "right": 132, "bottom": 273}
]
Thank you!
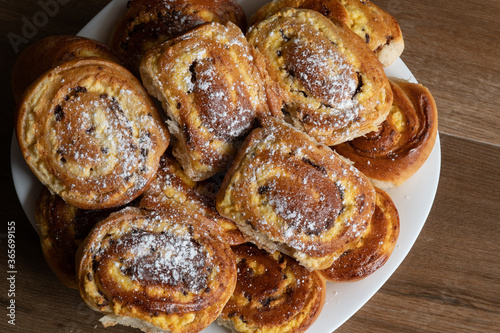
[{"left": 11, "top": 0, "right": 441, "bottom": 332}]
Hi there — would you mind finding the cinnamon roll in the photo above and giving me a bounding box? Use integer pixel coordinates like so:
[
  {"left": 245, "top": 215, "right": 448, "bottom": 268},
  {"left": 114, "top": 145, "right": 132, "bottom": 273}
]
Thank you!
[
  {"left": 11, "top": 35, "right": 122, "bottom": 104},
  {"left": 140, "top": 21, "right": 274, "bottom": 181},
  {"left": 249, "top": 0, "right": 404, "bottom": 67},
  {"left": 320, "top": 187, "right": 400, "bottom": 281},
  {"left": 216, "top": 117, "right": 376, "bottom": 270},
  {"left": 77, "top": 206, "right": 237, "bottom": 333},
  {"left": 139, "top": 151, "right": 246, "bottom": 245},
  {"left": 218, "top": 244, "right": 325, "bottom": 333},
  {"left": 246, "top": 8, "right": 393, "bottom": 146},
  {"left": 110, "top": 0, "right": 247, "bottom": 72},
  {"left": 35, "top": 187, "right": 119, "bottom": 289},
  {"left": 333, "top": 79, "right": 438, "bottom": 188},
  {"left": 16, "top": 58, "right": 169, "bottom": 209}
]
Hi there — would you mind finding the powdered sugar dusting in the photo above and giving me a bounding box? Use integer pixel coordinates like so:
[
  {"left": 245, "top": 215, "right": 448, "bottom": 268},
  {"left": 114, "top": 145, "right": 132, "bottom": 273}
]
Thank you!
[{"left": 116, "top": 229, "right": 209, "bottom": 292}]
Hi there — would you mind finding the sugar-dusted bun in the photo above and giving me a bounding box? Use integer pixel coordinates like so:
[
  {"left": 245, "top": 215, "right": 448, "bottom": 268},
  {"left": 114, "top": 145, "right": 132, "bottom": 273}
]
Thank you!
[
  {"left": 140, "top": 21, "right": 275, "bottom": 181},
  {"left": 110, "top": 0, "right": 246, "bottom": 72},
  {"left": 320, "top": 187, "right": 400, "bottom": 281},
  {"left": 34, "top": 187, "right": 120, "bottom": 289},
  {"left": 246, "top": 8, "right": 393, "bottom": 146},
  {"left": 218, "top": 244, "right": 325, "bottom": 333},
  {"left": 333, "top": 79, "right": 438, "bottom": 188},
  {"left": 250, "top": 0, "right": 404, "bottom": 67},
  {"left": 11, "top": 35, "right": 122, "bottom": 104},
  {"left": 217, "top": 117, "right": 376, "bottom": 270},
  {"left": 76, "top": 206, "right": 237, "bottom": 333},
  {"left": 16, "top": 58, "right": 169, "bottom": 209},
  {"left": 139, "top": 151, "right": 246, "bottom": 245}
]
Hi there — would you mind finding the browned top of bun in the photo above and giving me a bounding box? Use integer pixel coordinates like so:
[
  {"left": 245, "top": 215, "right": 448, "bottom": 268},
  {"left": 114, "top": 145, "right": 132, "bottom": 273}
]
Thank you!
[
  {"left": 217, "top": 117, "right": 376, "bottom": 270},
  {"left": 110, "top": 0, "right": 247, "bottom": 72},
  {"left": 219, "top": 244, "right": 325, "bottom": 333},
  {"left": 333, "top": 78, "right": 438, "bottom": 187},
  {"left": 246, "top": 8, "right": 393, "bottom": 146},
  {"left": 16, "top": 58, "right": 169, "bottom": 209},
  {"left": 77, "top": 206, "right": 236, "bottom": 333},
  {"left": 11, "top": 35, "right": 122, "bottom": 104},
  {"left": 320, "top": 187, "right": 400, "bottom": 281}
]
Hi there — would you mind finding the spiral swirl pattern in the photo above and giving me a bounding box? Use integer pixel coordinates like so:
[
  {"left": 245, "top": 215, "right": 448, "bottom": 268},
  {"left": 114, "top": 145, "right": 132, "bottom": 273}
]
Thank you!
[
  {"left": 218, "top": 244, "right": 325, "bottom": 333},
  {"left": 246, "top": 8, "right": 393, "bottom": 146},
  {"left": 217, "top": 118, "right": 376, "bottom": 270},
  {"left": 77, "top": 206, "right": 236, "bottom": 333},
  {"left": 16, "top": 58, "right": 169, "bottom": 209},
  {"left": 333, "top": 79, "right": 438, "bottom": 187}
]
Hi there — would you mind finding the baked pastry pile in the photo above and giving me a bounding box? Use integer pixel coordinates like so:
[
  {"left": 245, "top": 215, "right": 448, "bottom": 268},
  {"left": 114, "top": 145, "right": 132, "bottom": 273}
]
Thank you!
[{"left": 13, "top": 0, "right": 438, "bottom": 332}]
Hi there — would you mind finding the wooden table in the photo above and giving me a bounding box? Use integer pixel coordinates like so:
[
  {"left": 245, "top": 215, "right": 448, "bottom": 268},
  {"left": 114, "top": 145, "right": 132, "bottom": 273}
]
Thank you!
[{"left": 1, "top": 0, "right": 498, "bottom": 332}]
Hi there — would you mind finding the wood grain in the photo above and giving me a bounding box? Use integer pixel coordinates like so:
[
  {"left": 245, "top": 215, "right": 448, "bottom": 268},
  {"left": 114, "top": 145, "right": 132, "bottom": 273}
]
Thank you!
[{"left": 1, "top": 1, "right": 499, "bottom": 333}]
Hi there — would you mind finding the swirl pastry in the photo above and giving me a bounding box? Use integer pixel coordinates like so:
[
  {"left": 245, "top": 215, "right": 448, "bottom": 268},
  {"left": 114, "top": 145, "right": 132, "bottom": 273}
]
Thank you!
[
  {"left": 77, "top": 206, "right": 237, "bottom": 333},
  {"left": 320, "top": 187, "right": 400, "bottom": 281},
  {"left": 216, "top": 117, "right": 376, "bottom": 270},
  {"left": 246, "top": 8, "right": 393, "bottom": 146},
  {"left": 35, "top": 187, "right": 119, "bottom": 289},
  {"left": 218, "top": 244, "right": 325, "bottom": 333},
  {"left": 16, "top": 58, "right": 169, "bottom": 209},
  {"left": 333, "top": 79, "right": 438, "bottom": 188},
  {"left": 139, "top": 151, "right": 246, "bottom": 245},
  {"left": 140, "top": 21, "right": 274, "bottom": 181},
  {"left": 249, "top": 0, "right": 404, "bottom": 67},
  {"left": 110, "top": 0, "right": 247, "bottom": 72},
  {"left": 11, "top": 35, "right": 122, "bottom": 104}
]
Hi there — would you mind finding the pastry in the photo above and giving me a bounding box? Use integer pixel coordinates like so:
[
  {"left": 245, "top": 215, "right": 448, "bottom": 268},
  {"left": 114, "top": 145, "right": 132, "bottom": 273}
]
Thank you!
[
  {"left": 11, "top": 35, "right": 122, "bottom": 104},
  {"left": 218, "top": 244, "right": 325, "bottom": 333},
  {"left": 249, "top": 0, "right": 404, "bottom": 67},
  {"left": 16, "top": 58, "right": 169, "bottom": 209},
  {"left": 34, "top": 187, "right": 120, "bottom": 289},
  {"left": 139, "top": 151, "right": 246, "bottom": 245},
  {"left": 216, "top": 117, "right": 376, "bottom": 270},
  {"left": 338, "top": 0, "right": 404, "bottom": 67},
  {"left": 320, "top": 187, "right": 400, "bottom": 281},
  {"left": 76, "top": 206, "right": 237, "bottom": 333},
  {"left": 110, "top": 0, "right": 247, "bottom": 72},
  {"left": 333, "top": 79, "right": 438, "bottom": 188},
  {"left": 140, "top": 21, "right": 275, "bottom": 181},
  {"left": 250, "top": 0, "right": 350, "bottom": 28},
  {"left": 246, "top": 8, "right": 393, "bottom": 146}
]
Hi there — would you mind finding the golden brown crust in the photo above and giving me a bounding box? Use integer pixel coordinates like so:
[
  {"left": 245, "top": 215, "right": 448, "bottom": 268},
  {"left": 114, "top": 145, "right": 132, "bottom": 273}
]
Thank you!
[
  {"left": 11, "top": 35, "right": 122, "bottom": 104},
  {"left": 339, "top": 0, "right": 404, "bottom": 66},
  {"left": 320, "top": 187, "right": 399, "bottom": 281},
  {"left": 333, "top": 79, "right": 438, "bottom": 187},
  {"left": 139, "top": 151, "right": 246, "bottom": 245},
  {"left": 246, "top": 8, "right": 393, "bottom": 146},
  {"left": 76, "top": 206, "right": 237, "bottom": 333},
  {"left": 218, "top": 244, "right": 325, "bottom": 333},
  {"left": 249, "top": 0, "right": 350, "bottom": 27},
  {"left": 110, "top": 0, "right": 247, "bottom": 72},
  {"left": 216, "top": 117, "right": 376, "bottom": 270},
  {"left": 35, "top": 187, "right": 118, "bottom": 289},
  {"left": 140, "top": 21, "right": 273, "bottom": 181},
  {"left": 16, "top": 58, "right": 169, "bottom": 209},
  {"left": 249, "top": 0, "right": 404, "bottom": 67}
]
